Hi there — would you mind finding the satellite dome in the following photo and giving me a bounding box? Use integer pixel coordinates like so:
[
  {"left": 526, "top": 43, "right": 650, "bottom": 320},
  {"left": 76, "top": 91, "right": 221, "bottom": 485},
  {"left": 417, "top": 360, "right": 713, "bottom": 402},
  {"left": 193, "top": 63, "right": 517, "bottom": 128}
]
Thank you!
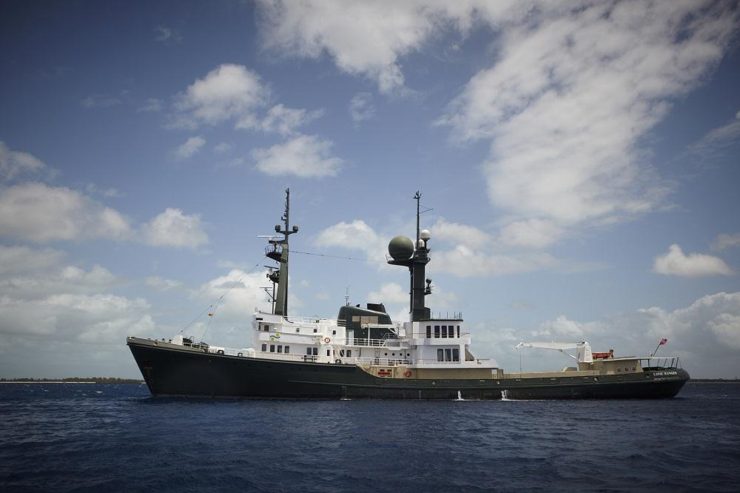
[
  {"left": 388, "top": 236, "right": 414, "bottom": 260},
  {"left": 420, "top": 229, "right": 431, "bottom": 240}
]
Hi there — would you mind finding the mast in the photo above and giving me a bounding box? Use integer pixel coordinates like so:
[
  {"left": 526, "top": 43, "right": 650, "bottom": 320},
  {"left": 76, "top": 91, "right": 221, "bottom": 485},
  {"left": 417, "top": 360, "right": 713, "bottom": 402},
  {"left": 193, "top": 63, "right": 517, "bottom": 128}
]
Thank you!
[{"left": 266, "top": 188, "right": 298, "bottom": 316}]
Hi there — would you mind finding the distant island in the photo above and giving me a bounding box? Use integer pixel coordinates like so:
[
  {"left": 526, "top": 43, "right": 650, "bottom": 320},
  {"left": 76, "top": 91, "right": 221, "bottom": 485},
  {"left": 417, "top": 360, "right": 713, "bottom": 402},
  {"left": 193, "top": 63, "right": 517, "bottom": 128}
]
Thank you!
[{"left": 0, "top": 377, "right": 144, "bottom": 384}]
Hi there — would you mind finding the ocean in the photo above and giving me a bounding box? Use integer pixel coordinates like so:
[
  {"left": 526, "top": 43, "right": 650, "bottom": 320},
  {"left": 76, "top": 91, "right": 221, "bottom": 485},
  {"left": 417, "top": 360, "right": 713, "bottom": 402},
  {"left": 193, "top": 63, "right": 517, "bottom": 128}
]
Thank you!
[{"left": 1, "top": 382, "right": 738, "bottom": 492}]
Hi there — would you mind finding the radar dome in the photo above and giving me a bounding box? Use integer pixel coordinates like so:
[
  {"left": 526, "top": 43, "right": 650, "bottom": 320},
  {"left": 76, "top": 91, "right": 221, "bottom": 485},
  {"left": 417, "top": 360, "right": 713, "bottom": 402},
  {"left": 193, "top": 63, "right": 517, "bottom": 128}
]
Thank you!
[{"left": 388, "top": 236, "right": 414, "bottom": 260}]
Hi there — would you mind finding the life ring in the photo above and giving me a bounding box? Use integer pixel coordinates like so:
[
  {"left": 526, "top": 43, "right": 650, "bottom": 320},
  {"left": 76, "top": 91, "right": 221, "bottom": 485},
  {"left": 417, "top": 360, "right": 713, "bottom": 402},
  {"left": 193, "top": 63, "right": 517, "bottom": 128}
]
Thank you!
[
  {"left": 403, "top": 370, "right": 412, "bottom": 378},
  {"left": 323, "top": 337, "right": 331, "bottom": 344},
  {"left": 335, "top": 359, "right": 342, "bottom": 364}
]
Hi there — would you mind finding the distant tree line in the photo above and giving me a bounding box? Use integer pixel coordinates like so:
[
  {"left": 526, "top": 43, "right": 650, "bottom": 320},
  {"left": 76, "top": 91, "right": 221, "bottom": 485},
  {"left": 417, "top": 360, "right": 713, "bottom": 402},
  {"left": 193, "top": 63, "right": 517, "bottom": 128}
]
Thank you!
[{"left": 0, "top": 377, "right": 143, "bottom": 384}]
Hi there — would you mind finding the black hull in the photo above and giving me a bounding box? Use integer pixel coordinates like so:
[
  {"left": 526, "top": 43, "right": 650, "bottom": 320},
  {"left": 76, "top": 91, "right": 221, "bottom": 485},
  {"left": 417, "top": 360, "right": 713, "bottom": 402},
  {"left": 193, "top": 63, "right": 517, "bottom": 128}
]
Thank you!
[{"left": 128, "top": 339, "right": 689, "bottom": 400}]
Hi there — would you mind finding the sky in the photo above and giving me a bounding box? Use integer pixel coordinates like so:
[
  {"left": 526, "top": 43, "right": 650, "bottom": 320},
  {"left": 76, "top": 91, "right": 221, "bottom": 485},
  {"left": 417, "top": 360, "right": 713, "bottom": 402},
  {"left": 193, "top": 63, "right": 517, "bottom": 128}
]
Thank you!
[{"left": 1, "top": 0, "right": 739, "bottom": 379}]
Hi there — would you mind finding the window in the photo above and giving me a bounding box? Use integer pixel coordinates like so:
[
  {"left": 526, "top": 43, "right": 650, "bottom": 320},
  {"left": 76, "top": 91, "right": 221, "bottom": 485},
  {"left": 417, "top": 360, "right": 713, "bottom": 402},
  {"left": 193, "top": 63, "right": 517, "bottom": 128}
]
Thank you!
[
  {"left": 313, "top": 328, "right": 317, "bottom": 333},
  {"left": 434, "top": 325, "right": 440, "bottom": 338},
  {"left": 426, "top": 325, "right": 431, "bottom": 338},
  {"left": 313, "top": 347, "right": 318, "bottom": 356},
  {"left": 457, "top": 326, "right": 460, "bottom": 338},
  {"left": 277, "top": 345, "right": 283, "bottom": 353},
  {"left": 453, "top": 348, "right": 460, "bottom": 362},
  {"left": 261, "top": 344, "right": 267, "bottom": 352},
  {"left": 264, "top": 325, "right": 270, "bottom": 332},
  {"left": 347, "top": 350, "right": 352, "bottom": 357},
  {"left": 306, "top": 348, "right": 312, "bottom": 355},
  {"left": 296, "top": 328, "right": 300, "bottom": 333},
  {"left": 332, "top": 330, "right": 336, "bottom": 335},
  {"left": 326, "top": 350, "right": 331, "bottom": 357},
  {"left": 437, "top": 349, "right": 444, "bottom": 362},
  {"left": 284, "top": 346, "right": 290, "bottom": 354},
  {"left": 445, "top": 348, "right": 452, "bottom": 361},
  {"left": 442, "top": 325, "right": 448, "bottom": 338},
  {"left": 270, "top": 344, "right": 275, "bottom": 353}
]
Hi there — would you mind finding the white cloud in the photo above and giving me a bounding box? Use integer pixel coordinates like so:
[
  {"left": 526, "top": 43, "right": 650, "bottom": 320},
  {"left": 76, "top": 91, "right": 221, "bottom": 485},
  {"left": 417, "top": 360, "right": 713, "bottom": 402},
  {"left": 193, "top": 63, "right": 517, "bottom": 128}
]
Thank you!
[
  {"left": 315, "top": 219, "right": 387, "bottom": 263},
  {"left": 712, "top": 233, "right": 740, "bottom": 252},
  {"left": 173, "top": 64, "right": 268, "bottom": 129},
  {"left": 653, "top": 244, "right": 733, "bottom": 278},
  {"left": 431, "top": 219, "right": 491, "bottom": 249},
  {"left": 0, "top": 245, "right": 64, "bottom": 275},
  {"left": 174, "top": 136, "right": 206, "bottom": 160},
  {"left": 142, "top": 208, "right": 208, "bottom": 249},
  {"left": 247, "top": 104, "right": 323, "bottom": 135},
  {"left": 213, "top": 142, "right": 233, "bottom": 154},
  {"left": 154, "top": 25, "right": 182, "bottom": 44},
  {"left": 0, "top": 182, "right": 133, "bottom": 242},
  {"left": 349, "top": 92, "right": 375, "bottom": 123},
  {"left": 368, "top": 282, "right": 407, "bottom": 305},
  {"left": 252, "top": 134, "right": 343, "bottom": 177},
  {"left": 0, "top": 141, "right": 50, "bottom": 182},
  {"left": 433, "top": 245, "right": 557, "bottom": 277},
  {"left": 497, "top": 219, "right": 563, "bottom": 249},
  {"left": 440, "top": 1, "right": 737, "bottom": 231},
  {"left": 689, "top": 110, "right": 740, "bottom": 158}
]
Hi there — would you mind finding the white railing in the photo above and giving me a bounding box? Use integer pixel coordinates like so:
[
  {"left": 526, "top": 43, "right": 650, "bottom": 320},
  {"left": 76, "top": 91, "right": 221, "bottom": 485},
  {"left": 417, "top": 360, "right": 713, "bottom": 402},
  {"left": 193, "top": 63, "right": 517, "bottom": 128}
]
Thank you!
[{"left": 639, "top": 356, "right": 681, "bottom": 369}]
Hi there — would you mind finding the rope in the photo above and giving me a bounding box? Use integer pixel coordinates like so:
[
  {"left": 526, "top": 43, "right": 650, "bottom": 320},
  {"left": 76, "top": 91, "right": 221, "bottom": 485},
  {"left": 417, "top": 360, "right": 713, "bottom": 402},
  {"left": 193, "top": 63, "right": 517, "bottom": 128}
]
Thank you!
[{"left": 291, "top": 249, "right": 364, "bottom": 261}]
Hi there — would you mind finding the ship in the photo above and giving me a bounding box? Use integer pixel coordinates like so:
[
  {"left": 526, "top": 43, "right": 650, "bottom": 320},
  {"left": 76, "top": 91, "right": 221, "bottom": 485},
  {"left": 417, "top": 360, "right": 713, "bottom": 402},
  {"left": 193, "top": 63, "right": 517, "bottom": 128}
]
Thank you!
[{"left": 127, "top": 189, "right": 689, "bottom": 399}]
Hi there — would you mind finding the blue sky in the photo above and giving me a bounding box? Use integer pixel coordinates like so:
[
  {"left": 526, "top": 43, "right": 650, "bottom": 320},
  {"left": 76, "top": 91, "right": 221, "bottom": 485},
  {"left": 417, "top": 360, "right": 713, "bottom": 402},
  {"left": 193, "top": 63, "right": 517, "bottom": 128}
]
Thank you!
[{"left": 1, "top": 0, "right": 739, "bottom": 378}]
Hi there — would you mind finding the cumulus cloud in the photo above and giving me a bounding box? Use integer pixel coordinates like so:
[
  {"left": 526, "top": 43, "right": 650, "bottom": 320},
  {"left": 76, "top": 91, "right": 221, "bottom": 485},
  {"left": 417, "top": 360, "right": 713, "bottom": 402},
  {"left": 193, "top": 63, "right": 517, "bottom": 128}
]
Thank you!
[
  {"left": 0, "top": 141, "right": 50, "bottom": 182},
  {"left": 653, "top": 244, "right": 733, "bottom": 277},
  {"left": 173, "top": 64, "right": 269, "bottom": 129},
  {"left": 349, "top": 92, "right": 375, "bottom": 123},
  {"left": 0, "top": 182, "right": 133, "bottom": 242},
  {"left": 252, "top": 134, "right": 343, "bottom": 177},
  {"left": 142, "top": 208, "right": 209, "bottom": 249},
  {"left": 368, "top": 282, "right": 408, "bottom": 305},
  {"left": 137, "top": 98, "right": 163, "bottom": 113},
  {"left": 315, "top": 219, "right": 388, "bottom": 264},
  {"left": 0, "top": 245, "right": 64, "bottom": 275},
  {"left": 431, "top": 219, "right": 491, "bottom": 250},
  {"left": 174, "top": 136, "right": 206, "bottom": 159}
]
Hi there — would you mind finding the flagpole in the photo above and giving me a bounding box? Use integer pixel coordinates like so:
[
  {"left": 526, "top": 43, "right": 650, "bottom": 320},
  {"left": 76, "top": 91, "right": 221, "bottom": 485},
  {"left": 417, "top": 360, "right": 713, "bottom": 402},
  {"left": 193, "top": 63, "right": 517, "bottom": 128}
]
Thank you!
[{"left": 651, "top": 343, "right": 661, "bottom": 357}]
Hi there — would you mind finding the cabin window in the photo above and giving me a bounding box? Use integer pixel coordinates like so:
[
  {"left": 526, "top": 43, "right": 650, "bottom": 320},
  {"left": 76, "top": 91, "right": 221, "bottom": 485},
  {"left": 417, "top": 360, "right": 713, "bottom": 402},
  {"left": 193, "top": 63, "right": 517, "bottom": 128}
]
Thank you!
[
  {"left": 453, "top": 348, "right": 460, "bottom": 362},
  {"left": 306, "top": 348, "right": 312, "bottom": 355},
  {"left": 313, "top": 328, "right": 317, "bottom": 333},
  {"left": 445, "top": 349, "right": 452, "bottom": 361},
  {"left": 326, "top": 350, "right": 331, "bottom": 357},
  {"left": 457, "top": 326, "right": 460, "bottom": 338},
  {"left": 347, "top": 350, "right": 352, "bottom": 357},
  {"left": 426, "top": 325, "right": 431, "bottom": 338},
  {"left": 261, "top": 344, "right": 267, "bottom": 352},
  {"left": 437, "top": 349, "right": 444, "bottom": 362},
  {"left": 332, "top": 330, "right": 336, "bottom": 335},
  {"left": 277, "top": 345, "right": 283, "bottom": 353},
  {"left": 270, "top": 344, "right": 275, "bottom": 353},
  {"left": 434, "top": 325, "right": 440, "bottom": 338},
  {"left": 296, "top": 328, "right": 300, "bottom": 333},
  {"left": 264, "top": 325, "right": 270, "bottom": 332},
  {"left": 313, "top": 347, "right": 318, "bottom": 356},
  {"left": 444, "top": 325, "right": 450, "bottom": 338},
  {"left": 284, "top": 346, "right": 290, "bottom": 354}
]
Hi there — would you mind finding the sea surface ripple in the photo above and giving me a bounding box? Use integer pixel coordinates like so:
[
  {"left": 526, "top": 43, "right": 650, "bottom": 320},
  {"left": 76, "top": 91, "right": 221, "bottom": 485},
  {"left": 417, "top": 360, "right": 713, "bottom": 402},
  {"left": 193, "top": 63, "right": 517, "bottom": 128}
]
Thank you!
[{"left": 1, "top": 382, "right": 739, "bottom": 492}]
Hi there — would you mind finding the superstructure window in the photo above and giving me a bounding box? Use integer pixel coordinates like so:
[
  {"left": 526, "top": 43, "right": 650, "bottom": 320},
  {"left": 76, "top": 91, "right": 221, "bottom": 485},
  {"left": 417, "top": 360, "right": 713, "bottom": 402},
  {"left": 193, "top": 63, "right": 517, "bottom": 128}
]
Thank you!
[
  {"left": 437, "top": 349, "right": 444, "bottom": 362},
  {"left": 277, "top": 345, "right": 283, "bottom": 353},
  {"left": 457, "top": 326, "right": 460, "bottom": 338},
  {"left": 453, "top": 348, "right": 460, "bottom": 362},
  {"left": 347, "top": 350, "right": 352, "bottom": 357},
  {"left": 445, "top": 348, "right": 452, "bottom": 361},
  {"left": 270, "top": 344, "right": 275, "bottom": 353},
  {"left": 442, "top": 325, "right": 448, "bottom": 338},
  {"left": 312, "top": 347, "right": 318, "bottom": 356},
  {"left": 434, "top": 325, "right": 440, "bottom": 338},
  {"left": 426, "top": 325, "right": 431, "bottom": 338},
  {"left": 306, "top": 348, "right": 312, "bottom": 355},
  {"left": 285, "top": 346, "right": 290, "bottom": 354},
  {"left": 261, "top": 344, "right": 267, "bottom": 352}
]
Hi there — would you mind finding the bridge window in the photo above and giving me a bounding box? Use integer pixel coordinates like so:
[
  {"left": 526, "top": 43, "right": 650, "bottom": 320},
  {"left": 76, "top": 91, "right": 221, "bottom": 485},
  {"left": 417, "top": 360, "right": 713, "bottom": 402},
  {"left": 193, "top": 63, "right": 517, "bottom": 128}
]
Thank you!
[
  {"left": 457, "top": 326, "right": 460, "bottom": 338},
  {"left": 445, "top": 348, "right": 452, "bottom": 361},
  {"left": 434, "top": 325, "right": 440, "bottom": 338},
  {"left": 437, "top": 349, "right": 444, "bottom": 362},
  {"left": 426, "top": 325, "right": 431, "bottom": 338},
  {"left": 453, "top": 348, "right": 460, "bottom": 362}
]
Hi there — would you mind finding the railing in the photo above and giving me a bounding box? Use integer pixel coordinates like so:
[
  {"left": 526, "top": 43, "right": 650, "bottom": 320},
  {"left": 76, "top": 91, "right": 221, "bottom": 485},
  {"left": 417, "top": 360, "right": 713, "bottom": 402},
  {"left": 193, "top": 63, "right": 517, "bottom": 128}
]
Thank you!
[{"left": 640, "top": 356, "right": 681, "bottom": 369}]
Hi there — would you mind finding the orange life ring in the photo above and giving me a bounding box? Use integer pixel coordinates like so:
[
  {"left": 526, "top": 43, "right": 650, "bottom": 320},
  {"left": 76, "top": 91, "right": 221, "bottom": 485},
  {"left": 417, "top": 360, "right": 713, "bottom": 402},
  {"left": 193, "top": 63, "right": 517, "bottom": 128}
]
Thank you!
[{"left": 403, "top": 370, "right": 412, "bottom": 378}]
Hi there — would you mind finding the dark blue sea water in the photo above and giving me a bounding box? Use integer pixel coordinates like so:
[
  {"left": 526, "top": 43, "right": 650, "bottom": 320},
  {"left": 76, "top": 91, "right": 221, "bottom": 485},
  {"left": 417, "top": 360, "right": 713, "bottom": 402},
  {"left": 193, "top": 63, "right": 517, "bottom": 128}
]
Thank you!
[{"left": 1, "top": 382, "right": 738, "bottom": 492}]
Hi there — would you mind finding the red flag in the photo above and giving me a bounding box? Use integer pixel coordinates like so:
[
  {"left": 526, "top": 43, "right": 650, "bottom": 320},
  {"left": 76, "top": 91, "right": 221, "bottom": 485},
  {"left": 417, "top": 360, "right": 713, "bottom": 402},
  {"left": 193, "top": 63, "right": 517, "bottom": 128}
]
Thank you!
[{"left": 659, "top": 338, "right": 668, "bottom": 345}]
